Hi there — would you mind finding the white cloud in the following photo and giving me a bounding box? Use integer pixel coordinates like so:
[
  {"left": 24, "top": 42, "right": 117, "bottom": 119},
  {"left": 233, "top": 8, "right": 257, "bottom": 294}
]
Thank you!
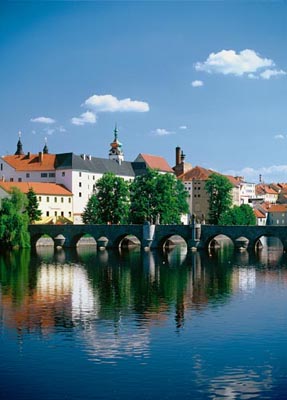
[
  {"left": 30, "top": 116, "right": 56, "bottom": 124},
  {"left": 225, "top": 165, "right": 287, "bottom": 183},
  {"left": 179, "top": 125, "right": 187, "bottom": 130},
  {"left": 153, "top": 128, "right": 174, "bottom": 136},
  {"left": 274, "top": 134, "right": 285, "bottom": 140},
  {"left": 71, "top": 111, "right": 97, "bottom": 126},
  {"left": 84, "top": 94, "right": 149, "bottom": 112},
  {"left": 260, "top": 68, "right": 286, "bottom": 80},
  {"left": 57, "top": 126, "right": 67, "bottom": 133},
  {"left": 195, "top": 49, "right": 274, "bottom": 76},
  {"left": 44, "top": 128, "right": 55, "bottom": 136},
  {"left": 191, "top": 80, "right": 204, "bottom": 87}
]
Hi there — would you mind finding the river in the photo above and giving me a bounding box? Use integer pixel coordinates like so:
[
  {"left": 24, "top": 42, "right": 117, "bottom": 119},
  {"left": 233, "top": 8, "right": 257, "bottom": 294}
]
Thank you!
[{"left": 0, "top": 241, "right": 287, "bottom": 399}]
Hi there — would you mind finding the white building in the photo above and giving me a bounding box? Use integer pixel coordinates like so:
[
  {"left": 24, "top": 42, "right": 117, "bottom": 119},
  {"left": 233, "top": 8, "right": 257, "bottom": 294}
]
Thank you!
[{"left": 0, "top": 130, "right": 174, "bottom": 224}]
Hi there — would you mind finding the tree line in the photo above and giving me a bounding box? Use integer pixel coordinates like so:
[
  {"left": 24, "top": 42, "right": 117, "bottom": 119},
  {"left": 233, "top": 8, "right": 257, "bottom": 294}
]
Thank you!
[
  {"left": 82, "top": 169, "right": 189, "bottom": 224},
  {"left": 0, "top": 187, "right": 41, "bottom": 248},
  {"left": 205, "top": 173, "right": 256, "bottom": 226},
  {"left": 0, "top": 170, "right": 256, "bottom": 249}
]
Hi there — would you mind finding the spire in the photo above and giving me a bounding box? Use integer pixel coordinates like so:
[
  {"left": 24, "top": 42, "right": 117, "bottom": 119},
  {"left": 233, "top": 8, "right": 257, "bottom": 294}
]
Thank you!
[
  {"left": 43, "top": 137, "right": 49, "bottom": 154},
  {"left": 109, "top": 124, "right": 124, "bottom": 163},
  {"left": 114, "top": 123, "right": 118, "bottom": 141},
  {"left": 15, "top": 131, "right": 24, "bottom": 155}
]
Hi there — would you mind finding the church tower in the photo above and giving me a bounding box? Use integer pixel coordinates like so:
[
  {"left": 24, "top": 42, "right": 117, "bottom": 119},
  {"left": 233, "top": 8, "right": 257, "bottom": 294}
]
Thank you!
[
  {"left": 109, "top": 125, "right": 124, "bottom": 164},
  {"left": 43, "top": 137, "right": 49, "bottom": 154},
  {"left": 15, "top": 131, "right": 24, "bottom": 155}
]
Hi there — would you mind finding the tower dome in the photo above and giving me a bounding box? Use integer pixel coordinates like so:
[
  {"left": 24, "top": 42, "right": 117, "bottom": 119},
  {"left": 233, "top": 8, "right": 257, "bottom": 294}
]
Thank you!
[
  {"left": 109, "top": 125, "right": 124, "bottom": 163},
  {"left": 15, "top": 131, "right": 24, "bottom": 155}
]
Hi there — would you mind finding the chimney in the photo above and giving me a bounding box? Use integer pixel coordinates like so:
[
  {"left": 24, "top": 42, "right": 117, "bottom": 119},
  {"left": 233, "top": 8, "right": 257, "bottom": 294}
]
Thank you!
[
  {"left": 27, "top": 152, "right": 30, "bottom": 159},
  {"left": 176, "top": 146, "right": 181, "bottom": 166},
  {"left": 39, "top": 152, "right": 43, "bottom": 163}
]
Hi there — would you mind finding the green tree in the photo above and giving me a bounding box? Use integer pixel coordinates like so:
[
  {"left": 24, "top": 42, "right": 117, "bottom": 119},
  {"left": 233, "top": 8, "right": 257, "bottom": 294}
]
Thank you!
[
  {"left": 83, "top": 173, "right": 130, "bottom": 224},
  {"left": 205, "top": 173, "right": 233, "bottom": 225},
  {"left": 82, "top": 194, "right": 99, "bottom": 224},
  {"left": 0, "top": 188, "right": 30, "bottom": 248},
  {"left": 26, "top": 188, "right": 42, "bottom": 223},
  {"left": 130, "top": 169, "right": 188, "bottom": 224},
  {"left": 219, "top": 204, "right": 256, "bottom": 226}
]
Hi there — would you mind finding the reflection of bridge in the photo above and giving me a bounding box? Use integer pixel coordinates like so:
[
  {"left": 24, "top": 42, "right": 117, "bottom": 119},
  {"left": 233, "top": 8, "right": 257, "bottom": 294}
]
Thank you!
[{"left": 28, "top": 223, "right": 287, "bottom": 250}]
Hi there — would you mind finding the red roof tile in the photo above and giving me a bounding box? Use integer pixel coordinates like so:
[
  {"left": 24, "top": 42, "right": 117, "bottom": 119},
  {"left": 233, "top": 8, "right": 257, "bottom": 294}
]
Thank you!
[
  {"left": 178, "top": 165, "right": 214, "bottom": 181},
  {"left": 136, "top": 153, "right": 173, "bottom": 172},
  {"left": 268, "top": 204, "right": 287, "bottom": 213},
  {"left": 254, "top": 209, "right": 266, "bottom": 218},
  {"left": 3, "top": 154, "right": 56, "bottom": 171},
  {"left": 0, "top": 182, "right": 72, "bottom": 196}
]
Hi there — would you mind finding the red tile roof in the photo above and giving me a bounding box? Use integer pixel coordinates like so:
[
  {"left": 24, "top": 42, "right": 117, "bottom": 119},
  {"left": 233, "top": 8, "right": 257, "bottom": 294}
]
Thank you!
[
  {"left": 254, "top": 209, "right": 266, "bottom": 218},
  {"left": 178, "top": 165, "right": 214, "bottom": 181},
  {"left": 0, "top": 182, "right": 72, "bottom": 196},
  {"left": 136, "top": 153, "right": 173, "bottom": 173},
  {"left": 178, "top": 166, "right": 239, "bottom": 187},
  {"left": 256, "top": 184, "right": 278, "bottom": 195},
  {"left": 268, "top": 204, "right": 287, "bottom": 213},
  {"left": 3, "top": 154, "right": 56, "bottom": 171}
]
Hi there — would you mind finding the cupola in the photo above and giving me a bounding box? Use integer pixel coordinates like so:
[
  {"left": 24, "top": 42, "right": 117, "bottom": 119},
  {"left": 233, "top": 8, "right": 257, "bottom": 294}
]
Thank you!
[
  {"left": 109, "top": 125, "right": 124, "bottom": 164},
  {"left": 14, "top": 131, "right": 24, "bottom": 155}
]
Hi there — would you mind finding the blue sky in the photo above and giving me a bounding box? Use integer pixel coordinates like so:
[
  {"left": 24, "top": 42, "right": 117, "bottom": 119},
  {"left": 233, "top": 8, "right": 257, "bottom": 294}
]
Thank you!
[{"left": 1, "top": 1, "right": 286, "bottom": 182}]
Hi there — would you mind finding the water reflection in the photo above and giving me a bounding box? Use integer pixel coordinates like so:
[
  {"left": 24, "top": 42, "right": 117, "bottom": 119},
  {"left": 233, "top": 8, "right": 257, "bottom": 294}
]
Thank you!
[
  {"left": 1, "top": 244, "right": 287, "bottom": 398},
  {"left": 1, "top": 246, "right": 286, "bottom": 334}
]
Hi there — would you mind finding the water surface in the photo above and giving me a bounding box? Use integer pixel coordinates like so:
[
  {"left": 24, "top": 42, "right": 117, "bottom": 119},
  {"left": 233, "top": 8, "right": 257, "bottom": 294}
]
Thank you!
[{"left": 0, "top": 244, "right": 287, "bottom": 399}]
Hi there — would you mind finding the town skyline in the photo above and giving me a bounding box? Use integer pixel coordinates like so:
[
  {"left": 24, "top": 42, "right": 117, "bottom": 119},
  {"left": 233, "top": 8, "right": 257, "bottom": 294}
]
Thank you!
[{"left": 1, "top": 1, "right": 286, "bottom": 182}]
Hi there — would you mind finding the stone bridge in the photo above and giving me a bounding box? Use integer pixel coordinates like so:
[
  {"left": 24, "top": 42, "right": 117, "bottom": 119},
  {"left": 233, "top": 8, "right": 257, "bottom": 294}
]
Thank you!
[{"left": 28, "top": 223, "right": 287, "bottom": 251}]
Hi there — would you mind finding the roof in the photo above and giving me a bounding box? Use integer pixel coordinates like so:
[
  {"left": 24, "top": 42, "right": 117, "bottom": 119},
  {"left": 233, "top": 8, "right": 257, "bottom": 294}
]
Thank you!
[
  {"left": 254, "top": 209, "right": 266, "bottom": 218},
  {"left": 0, "top": 182, "right": 72, "bottom": 196},
  {"left": 178, "top": 165, "right": 214, "bottom": 181},
  {"left": 134, "top": 153, "right": 174, "bottom": 173},
  {"left": 3, "top": 154, "right": 56, "bottom": 171},
  {"left": 267, "top": 204, "right": 287, "bottom": 213},
  {"left": 55, "top": 153, "right": 142, "bottom": 177},
  {"left": 256, "top": 184, "right": 278, "bottom": 195}
]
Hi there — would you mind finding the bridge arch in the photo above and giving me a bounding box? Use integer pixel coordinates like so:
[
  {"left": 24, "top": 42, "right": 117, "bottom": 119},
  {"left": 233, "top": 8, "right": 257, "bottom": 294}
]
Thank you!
[
  {"left": 157, "top": 234, "right": 188, "bottom": 250},
  {"left": 111, "top": 233, "right": 141, "bottom": 249},
  {"left": 204, "top": 234, "right": 234, "bottom": 250},
  {"left": 253, "top": 234, "right": 284, "bottom": 251},
  {"left": 69, "top": 232, "right": 97, "bottom": 247},
  {"left": 30, "top": 232, "right": 55, "bottom": 248}
]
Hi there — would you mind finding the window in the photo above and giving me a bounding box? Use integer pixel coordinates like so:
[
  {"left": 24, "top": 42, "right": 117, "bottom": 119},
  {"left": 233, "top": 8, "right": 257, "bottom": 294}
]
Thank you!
[
  {"left": 68, "top": 211, "right": 72, "bottom": 218},
  {"left": 54, "top": 197, "right": 57, "bottom": 203},
  {"left": 46, "top": 197, "right": 49, "bottom": 202},
  {"left": 49, "top": 173, "right": 55, "bottom": 178},
  {"left": 46, "top": 211, "right": 50, "bottom": 217},
  {"left": 10, "top": 178, "right": 13, "bottom": 182},
  {"left": 68, "top": 198, "right": 71, "bottom": 203},
  {"left": 26, "top": 173, "right": 30, "bottom": 178},
  {"left": 61, "top": 197, "right": 64, "bottom": 203},
  {"left": 61, "top": 211, "right": 64, "bottom": 217},
  {"left": 38, "top": 196, "right": 42, "bottom": 202},
  {"left": 55, "top": 211, "right": 57, "bottom": 217},
  {"left": 18, "top": 178, "right": 22, "bottom": 182},
  {"left": 62, "top": 172, "right": 65, "bottom": 177},
  {"left": 0, "top": 163, "right": 2, "bottom": 171},
  {"left": 79, "top": 172, "right": 82, "bottom": 177},
  {"left": 41, "top": 173, "right": 47, "bottom": 178},
  {"left": 79, "top": 192, "right": 82, "bottom": 197},
  {"left": 79, "top": 182, "right": 82, "bottom": 187},
  {"left": 93, "top": 175, "right": 95, "bottom": 180}
]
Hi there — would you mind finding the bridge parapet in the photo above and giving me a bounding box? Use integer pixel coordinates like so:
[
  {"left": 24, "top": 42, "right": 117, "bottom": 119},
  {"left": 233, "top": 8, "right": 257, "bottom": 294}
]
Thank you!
[{"left": 28, "top": 223, "right": 287, "bottom": 251}]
